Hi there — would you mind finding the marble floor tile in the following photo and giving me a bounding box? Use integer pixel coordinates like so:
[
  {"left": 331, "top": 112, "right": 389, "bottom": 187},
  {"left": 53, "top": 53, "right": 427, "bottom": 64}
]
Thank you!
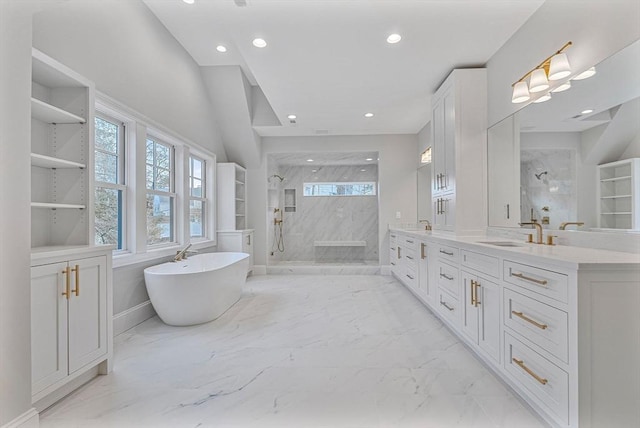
[{"left": 40, "top": 275, "right": 545, "bottom": 428}]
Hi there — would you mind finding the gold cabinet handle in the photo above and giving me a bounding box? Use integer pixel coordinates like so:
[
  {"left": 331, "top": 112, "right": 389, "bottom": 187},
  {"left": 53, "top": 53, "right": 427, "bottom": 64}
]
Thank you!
[
  {"left": 439, "top": 249, "right": 454, "bottom": 256},
  {"left": 474, "top": 280, "right": 481, "bottom": 307},
  {"left": 61, "top": 266, "right": 71, "bottom": 300},
  {"left": 406, "top": 274, "right": 414, "bottom": 280},
  {"left": 512, "top": 272, "right": 548, "bottom": 286},
  {"left": 420, "top": 243, "right": 426, "bottom": 260},
  {"left": 439, "top": 273, "right": 454, "bottom": 281},
  {"left": 470, "top": 280, "right": 477, "bottom": 306},
  {"left": 512, "top": 358, "right": 548, "bottom": 385},
  {"left": 440, "top": 300, "right": 454, "bottom": 311},
  {"left": 512, "top": 311, "right": 548, "bottom": 330},
  {"left": 71, "top": 264, "right": 80, "bottom": 296},
  {"left": 397, "top": 247, "right": 401, "bottom": 259}
]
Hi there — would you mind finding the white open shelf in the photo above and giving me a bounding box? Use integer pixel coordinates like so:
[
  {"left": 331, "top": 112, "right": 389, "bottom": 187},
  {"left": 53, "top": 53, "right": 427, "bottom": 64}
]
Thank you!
[
  {"left": 31, "top": 153, "right": 85, "bottom": 169},
  {"left": 31, "top": 97, "right": 86, "bottom": 124},
  {"left": 600, "top": 175, "right": 631, "bottom": 183},
  {"left": 31, "top": 202, "right": 86, "bottom": 210}
]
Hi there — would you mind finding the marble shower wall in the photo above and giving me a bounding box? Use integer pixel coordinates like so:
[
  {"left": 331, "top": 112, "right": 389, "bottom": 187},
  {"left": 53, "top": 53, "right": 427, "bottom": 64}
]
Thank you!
[
  {"left": 521, "top": 149, "right": 577, "bottom": 229},
  {"left": 270, "top": 164, "right": 379, "bottom": 263}
]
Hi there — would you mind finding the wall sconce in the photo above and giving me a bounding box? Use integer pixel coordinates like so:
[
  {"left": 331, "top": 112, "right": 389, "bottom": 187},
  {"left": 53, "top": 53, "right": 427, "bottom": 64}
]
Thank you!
[{"left": 512, "top": 41, "right": 572, "bottom": 103}]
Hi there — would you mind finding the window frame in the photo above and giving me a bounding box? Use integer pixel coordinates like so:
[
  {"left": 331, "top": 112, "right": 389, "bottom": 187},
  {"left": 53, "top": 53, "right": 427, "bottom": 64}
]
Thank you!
[
  {"left": 188, "top": 154, "right": 207, "bottom": 240},
  {"left": 303, "top": 181, "right": 377, "bottom": 197},
  {"left": 94, "top": 112, "right": 127, "bottom": 252},
  {"left": 145, "top": 136, "right": 177, "bottom": 247}
]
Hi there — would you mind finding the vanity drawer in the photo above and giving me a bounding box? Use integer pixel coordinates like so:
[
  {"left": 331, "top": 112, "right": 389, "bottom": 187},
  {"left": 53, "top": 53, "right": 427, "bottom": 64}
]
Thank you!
[
  {"left": 504, "top": 332, "right": 569, "bottom": 425},
  {"left": 461, "top": 249, "right": 499, "bottom": 278},
  {"left": 504, "top": 260, "right": 568, "bottom": 303},
  {"left": 436, "top": 261, "right": 459, "bottom": 297},
  {"left": 404, "top": 265, "right": 417, "bottom": 288},
  {"left": 436, "top": 243, "right": 459, "bottom": 262},
  {"left": 437, "top": 289, "right": 461, "bottom": 328},
  {"left": 504, "top": 289, "right": 569, "bottom": 363}
]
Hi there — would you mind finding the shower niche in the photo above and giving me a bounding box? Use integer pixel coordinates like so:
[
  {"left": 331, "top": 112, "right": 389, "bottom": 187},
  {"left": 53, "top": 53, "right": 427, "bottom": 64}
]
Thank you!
[{"left": 284, "top": 189, "right": 296, "bottom": 212}]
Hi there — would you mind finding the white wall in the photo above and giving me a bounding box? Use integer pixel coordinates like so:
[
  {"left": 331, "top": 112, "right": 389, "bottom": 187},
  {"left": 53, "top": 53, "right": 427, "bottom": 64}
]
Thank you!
[
  {"left": 487, "top": 0, "right": 640, "bottom": 127},
  {"left": 32, "top": 0, "right": 227, "bottom": 159},
  {"left": 248, "top": 135, "right": 418, "bottom": 268},
  {"left": 0, "top": 2, "right": 36, "bottom": 426}
]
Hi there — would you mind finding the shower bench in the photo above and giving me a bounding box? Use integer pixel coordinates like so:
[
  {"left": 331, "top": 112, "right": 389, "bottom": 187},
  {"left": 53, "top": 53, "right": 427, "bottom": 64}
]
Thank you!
[{"left": 313, "top": 241, "right": 366, "bottom": 247}]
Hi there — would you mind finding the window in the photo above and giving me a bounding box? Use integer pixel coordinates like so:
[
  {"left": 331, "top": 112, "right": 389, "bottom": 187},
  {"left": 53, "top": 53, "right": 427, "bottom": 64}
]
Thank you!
[
  {"left": 94, "top": 114, "right": 125, "bottom": 250},
  {"left": 146, "top": 137, "right": 175, "bottom": 245},
  {"left": 303, "top": 182, "right": 377, "bottom": 197},
  {"left": 189, "top": 155, "right": 206, "bottom": 238}
]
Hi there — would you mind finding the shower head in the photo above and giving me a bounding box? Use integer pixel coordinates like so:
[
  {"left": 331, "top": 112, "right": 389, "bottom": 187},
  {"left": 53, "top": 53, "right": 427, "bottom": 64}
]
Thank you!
[
  {"left": 269, "top": 174, "right": 284, "bottom": 182},
  {"left": 534, "top": 171, "right": 548, "bottom": 180}
]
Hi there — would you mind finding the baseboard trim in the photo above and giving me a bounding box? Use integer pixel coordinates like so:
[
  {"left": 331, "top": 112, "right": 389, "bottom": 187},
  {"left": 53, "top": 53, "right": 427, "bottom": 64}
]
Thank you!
[
  {"left": 252, "top": 265, "right": 267, "bottom": 275},
  {"left": 113, "top": 300, "right": 155, "bottom": 336},
  {"left": 1, "top": 408, "right": 38, "bottom": 428}
]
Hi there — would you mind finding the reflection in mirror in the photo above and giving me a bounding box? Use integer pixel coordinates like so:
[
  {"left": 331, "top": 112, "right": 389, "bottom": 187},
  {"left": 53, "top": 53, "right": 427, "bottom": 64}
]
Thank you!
[{"left": 488, "top": 39, "right": 640, "bottom": 232}]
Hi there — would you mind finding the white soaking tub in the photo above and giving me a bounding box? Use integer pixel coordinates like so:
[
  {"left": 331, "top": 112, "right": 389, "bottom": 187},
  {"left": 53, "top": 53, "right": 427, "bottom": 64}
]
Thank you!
[{"left": 144, "top": 252, "right": 249, "bottom": 326}]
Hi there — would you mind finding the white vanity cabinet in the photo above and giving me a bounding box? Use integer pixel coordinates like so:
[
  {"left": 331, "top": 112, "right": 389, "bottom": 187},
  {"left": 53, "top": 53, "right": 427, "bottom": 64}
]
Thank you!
[
  {"left": 31, "top": 247, "right": 112, "bottom": 407},
  {"left": 388, "top": 229, "right": 640, "bottom": 428},
  {"left": 430, "top": 69, "right": 487, "bottom": 235},
  {"left": 417, "top": 241, "right": 436, "bottom": 308}
]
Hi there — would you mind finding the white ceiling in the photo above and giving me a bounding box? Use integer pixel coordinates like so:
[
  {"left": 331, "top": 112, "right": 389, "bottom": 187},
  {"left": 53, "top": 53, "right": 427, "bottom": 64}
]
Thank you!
[
  {"left": 269, "top": 151, "right": 379, "bottom": 167},
  {"left": 143, "top": 0, "right": 544, "bottom": 137}
]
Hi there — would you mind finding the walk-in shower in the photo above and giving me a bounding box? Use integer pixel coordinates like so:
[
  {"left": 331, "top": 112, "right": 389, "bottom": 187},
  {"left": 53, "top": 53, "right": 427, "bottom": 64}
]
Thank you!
[{"left": 266, "top": 152, "right": 379, "bottom": 270}]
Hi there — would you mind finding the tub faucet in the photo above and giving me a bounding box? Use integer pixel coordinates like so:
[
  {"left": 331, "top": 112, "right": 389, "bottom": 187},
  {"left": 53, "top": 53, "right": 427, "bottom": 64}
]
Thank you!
[
  {"left": 173, "top": 244, "right": 193, "bottom": 262},
  {"left": 559, "top": 221, "right": 584, "bottom": 230},
  {"left": 519, "top": 222, "right": 543, "bottom": 244}
]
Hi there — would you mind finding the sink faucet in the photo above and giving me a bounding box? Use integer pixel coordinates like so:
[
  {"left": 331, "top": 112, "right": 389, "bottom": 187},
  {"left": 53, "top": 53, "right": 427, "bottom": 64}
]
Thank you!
[
  {"left": 419, "top": 219, "right": 432, "bottom": 231},
  {"left": 519, "top": 222, "right": 543, "bottom": 244},
  {"left": 173, "top": 244, "right": 194, "bottom": 262},
  {"left": 559, "top": 221, "right": 584, "bottom": 230}
]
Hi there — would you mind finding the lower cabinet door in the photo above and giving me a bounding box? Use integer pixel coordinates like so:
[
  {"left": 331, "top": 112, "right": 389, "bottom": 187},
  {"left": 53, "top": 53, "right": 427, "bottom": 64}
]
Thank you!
[
  {"left": 461, "top": 271, "right": 479, "bottom": 343},
  {"left": 478, "top": 277, "right": 501, "bottom": 363},
  {"left": 68, "top": 256, "right": 107, "bottom": 373},
  {"left": 31, "top": 262, "right": 69, "bottom": 395}
]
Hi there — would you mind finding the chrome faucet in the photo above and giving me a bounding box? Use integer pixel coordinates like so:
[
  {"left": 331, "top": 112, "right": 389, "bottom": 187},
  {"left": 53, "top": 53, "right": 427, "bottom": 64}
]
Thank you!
[
  {"left": 519, "top": 222, "right": 543, "bottom": 244},
  {"left": 173, "top": 244, "right": 194, "bottom": 262},
  {"left": 559, "top": 221, "right": 584, "bottom": 230}
]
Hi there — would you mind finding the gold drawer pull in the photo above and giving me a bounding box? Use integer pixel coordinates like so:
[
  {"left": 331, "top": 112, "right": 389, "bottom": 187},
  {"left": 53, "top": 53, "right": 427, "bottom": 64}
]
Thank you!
[
  {"left": 512, "top": 358, "right": 548, "bottom": 385},
  {"left": 440, "top": 300, "right": 455, "bottom": 311},
  {"left": 512, "top": 272, "right": 548, "bottom": 286},
  {"left": 512, "top": 311, "right": 548, "bottom": 330},
  {"left": 406, "top": 274, "right": 414, "bottom": 280},
  {"left": 440, "top": 273, "right": 454, "bottom": 281},
  {"left": 439, "top": 250, "right": 454, "bottom": 256},
  {"left": 421, "top": 243, "right": 426, "bottom": 260}
]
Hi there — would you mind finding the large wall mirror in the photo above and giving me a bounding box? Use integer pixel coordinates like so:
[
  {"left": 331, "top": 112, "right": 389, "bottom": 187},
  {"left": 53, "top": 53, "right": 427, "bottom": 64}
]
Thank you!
[{"left": 488, "top": 39, "right": 640, "bottom": 232}]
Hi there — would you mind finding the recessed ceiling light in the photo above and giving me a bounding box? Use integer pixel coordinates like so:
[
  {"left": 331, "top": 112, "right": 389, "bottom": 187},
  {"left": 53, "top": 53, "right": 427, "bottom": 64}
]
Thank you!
[
  {"left": 573, "top": 67, "right": 596, "bottom": 80},
  {"left": 287, "top": 114, "right": 297, "bottom": 120},
  {"left": 306, "top": 159, "right": 314, "bottom": 162},
  {"left": 182, "top": 0, "right": 195, "bottom": 4},
  {"left": 387, "top": 33, "right": 402, "bottom": 44},
  {"left": 216, "top": 45, "right": 227, "bottom": 53},
  {"left": 252, "top": 38, "right": 267, "bottom": 48},
  {"left": 366, "top": 158, "right": 373, "bottom": 161},
  {"left": 364, "top": 113, "right": 374, "bottom": 118},
  {"left": 581, "top": 109, "right": 594, "bottom": 115},
  {"left": 311, "top": 169, "right": 317, "bottom": 173},
  {"left": 360, "top": 169, "right": 367, "bottom": 172}
]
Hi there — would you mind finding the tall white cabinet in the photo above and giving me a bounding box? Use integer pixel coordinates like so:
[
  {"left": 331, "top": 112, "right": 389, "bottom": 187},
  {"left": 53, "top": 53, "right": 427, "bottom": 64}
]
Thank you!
[
  {"left": 597, "top": 158, "right": 640, "bottom": 230},
  {"left": 30, "top": 49, "right": 112, "bottom": 409},
  {"left": 216, "top": 163, "right": 254, "bottom": 273},
  {"left": 431, "top": 69, "right": 487, "bottom": 235}
]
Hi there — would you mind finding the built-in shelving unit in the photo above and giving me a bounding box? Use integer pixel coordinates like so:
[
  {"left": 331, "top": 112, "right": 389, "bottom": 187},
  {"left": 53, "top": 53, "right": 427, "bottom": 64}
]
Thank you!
[
  {"left": 31, "top": 48, "right": 95, "bottom": 250},
  {"left": 217, "top": 163, "right": 247, "bottom": 231},
  {"left": 597, "top": 158, "right": 640, "bottom": 230}
]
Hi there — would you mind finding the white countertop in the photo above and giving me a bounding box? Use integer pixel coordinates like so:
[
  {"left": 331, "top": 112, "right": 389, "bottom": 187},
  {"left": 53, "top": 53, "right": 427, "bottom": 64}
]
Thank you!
[{"left": 389, "top": 228, "right": 640, "bottom": 269}]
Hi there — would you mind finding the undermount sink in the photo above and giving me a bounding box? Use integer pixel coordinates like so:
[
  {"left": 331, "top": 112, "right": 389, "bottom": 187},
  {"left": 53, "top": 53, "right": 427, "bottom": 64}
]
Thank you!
[{"left": 477, "top": 241, "right": 523, "bottom": 247}]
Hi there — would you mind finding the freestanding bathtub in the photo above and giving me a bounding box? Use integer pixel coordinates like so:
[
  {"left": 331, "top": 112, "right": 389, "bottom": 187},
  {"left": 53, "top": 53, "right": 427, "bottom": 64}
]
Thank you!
[{"left": 144, "top": 252, "right": 250, "bottom": 326}]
